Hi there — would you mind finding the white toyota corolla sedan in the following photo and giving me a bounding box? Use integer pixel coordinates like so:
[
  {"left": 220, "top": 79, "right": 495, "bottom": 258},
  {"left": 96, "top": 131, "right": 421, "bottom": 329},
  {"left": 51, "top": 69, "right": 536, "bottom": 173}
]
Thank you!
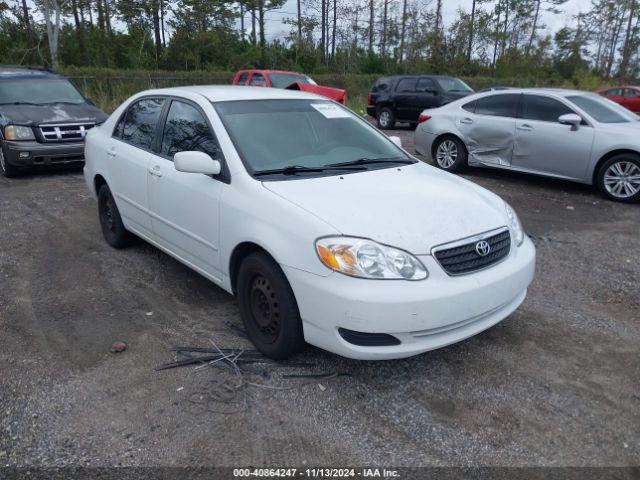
[{"left": 84, "top": 86, "right": 536, "bottom": 360}]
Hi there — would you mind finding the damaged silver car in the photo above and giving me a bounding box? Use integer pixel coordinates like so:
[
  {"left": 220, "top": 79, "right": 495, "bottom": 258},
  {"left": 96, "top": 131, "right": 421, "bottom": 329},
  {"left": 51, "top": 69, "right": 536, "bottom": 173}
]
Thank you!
[{"left": 414, "top": 88, "right": 640, "bottom": 202}]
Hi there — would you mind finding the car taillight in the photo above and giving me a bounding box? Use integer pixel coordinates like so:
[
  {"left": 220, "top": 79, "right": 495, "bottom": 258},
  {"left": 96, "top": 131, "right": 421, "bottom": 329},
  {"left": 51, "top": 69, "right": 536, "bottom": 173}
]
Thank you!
[
  {"left": 418, "top": 113, "right": 431, "bottom": 123},
  {"left": 367, "top": 93, "right": 372, "bottom": 106}
]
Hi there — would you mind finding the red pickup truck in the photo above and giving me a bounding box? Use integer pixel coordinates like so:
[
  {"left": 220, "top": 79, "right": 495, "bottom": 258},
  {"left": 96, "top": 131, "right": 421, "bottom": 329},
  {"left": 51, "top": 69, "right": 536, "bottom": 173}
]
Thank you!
[{"left": 232, "top": 69, "right": 346, "bottom": 104}]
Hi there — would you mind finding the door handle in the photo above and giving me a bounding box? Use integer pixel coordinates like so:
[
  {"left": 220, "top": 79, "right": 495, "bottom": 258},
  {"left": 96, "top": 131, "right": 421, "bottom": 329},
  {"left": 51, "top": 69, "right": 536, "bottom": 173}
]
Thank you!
[
  {"left": 106, "top": 148, "right": 116, "bottom": 158},
  {"left": 148, "top": 165, "right": 163, "bottom": 178},
  {"left": 460, "top": 118, "right": 473, "bottom": 124},
  {"left": 517, "top": 124, "right": 533, "bottom": 131}
]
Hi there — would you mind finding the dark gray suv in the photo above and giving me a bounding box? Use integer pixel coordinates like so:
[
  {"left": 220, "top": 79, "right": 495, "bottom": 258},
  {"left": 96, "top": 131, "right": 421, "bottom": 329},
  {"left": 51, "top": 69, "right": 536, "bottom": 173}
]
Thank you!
[{"left": 0, "top": 67, "right": 108, "bottom": 177}]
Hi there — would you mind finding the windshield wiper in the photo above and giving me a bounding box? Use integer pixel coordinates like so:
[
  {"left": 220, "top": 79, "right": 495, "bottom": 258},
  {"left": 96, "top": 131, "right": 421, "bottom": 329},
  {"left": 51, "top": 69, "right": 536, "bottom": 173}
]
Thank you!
[
  {"left": 254, "top": 164, "right": 367, "bottom": 177},
  {"left": 0, "top": 101, "right": 47, "bottom": 106},
  {"left": 325, "top": 157, "right": 416, "bottom": 168}
]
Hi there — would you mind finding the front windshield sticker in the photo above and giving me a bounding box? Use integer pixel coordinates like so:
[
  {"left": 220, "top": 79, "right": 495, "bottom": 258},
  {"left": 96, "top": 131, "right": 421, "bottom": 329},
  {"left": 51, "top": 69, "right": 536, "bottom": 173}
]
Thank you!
[{"left": 311, "top": 103, "right": 350, "bottom": 119}]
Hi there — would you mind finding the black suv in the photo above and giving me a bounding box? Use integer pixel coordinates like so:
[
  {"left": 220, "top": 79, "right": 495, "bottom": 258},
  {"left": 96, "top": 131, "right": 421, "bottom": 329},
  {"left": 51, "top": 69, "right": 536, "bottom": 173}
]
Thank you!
[
  {"left": 367, "top": 75, "right": 474, "bottom": 129},
  {"left": 0, "top": 67, "right": 107, "bottom": 177}
]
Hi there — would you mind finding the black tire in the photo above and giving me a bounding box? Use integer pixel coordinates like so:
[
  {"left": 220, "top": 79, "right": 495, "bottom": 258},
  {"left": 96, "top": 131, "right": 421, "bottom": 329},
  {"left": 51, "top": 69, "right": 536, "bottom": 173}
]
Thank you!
[
  {"left": 97, "top": 184, "right": 137, "bottom": 248},
  {"left": 433, "top": 136, "right": 468, "bottom": 173},
  {"left": 0, "top": 144, "right": 19, "bottom": 178},
  {"left": 377, "top": 107, "right": 395, "bottom": 130},
  {"left": 596, "top": 154, "right": 640, "bottom": 203},
  {"left": 236, "top": 252, "right": 305, "bottom": 359}
]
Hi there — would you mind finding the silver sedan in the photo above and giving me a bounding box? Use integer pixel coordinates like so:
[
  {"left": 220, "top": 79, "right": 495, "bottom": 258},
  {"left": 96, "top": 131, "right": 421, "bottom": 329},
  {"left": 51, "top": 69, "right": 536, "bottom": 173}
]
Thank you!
[{"left": 414, "top": 88, "right": 640, "bottom": 202}]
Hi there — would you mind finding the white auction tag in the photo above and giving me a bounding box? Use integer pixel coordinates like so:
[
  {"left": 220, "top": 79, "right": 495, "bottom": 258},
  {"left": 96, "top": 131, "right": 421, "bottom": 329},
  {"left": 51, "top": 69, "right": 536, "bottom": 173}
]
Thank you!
[{"left": 311, "top": 103, "right": 351, "bottom": 119}]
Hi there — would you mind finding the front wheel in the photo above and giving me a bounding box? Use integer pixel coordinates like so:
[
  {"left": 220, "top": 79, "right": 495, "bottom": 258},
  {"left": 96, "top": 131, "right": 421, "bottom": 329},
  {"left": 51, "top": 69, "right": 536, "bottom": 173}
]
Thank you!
[
  {"left": 597, "top": 155, "right": 640, "bottom": 203},
  {"left": 236, "top": 252, "right": 305, "bottom": 359},
  {"left": 0, "top": 144, "right": 19, "bottom": 178},
  {"left": 433, "top": 136, "right": 468, "bottom": 173}
]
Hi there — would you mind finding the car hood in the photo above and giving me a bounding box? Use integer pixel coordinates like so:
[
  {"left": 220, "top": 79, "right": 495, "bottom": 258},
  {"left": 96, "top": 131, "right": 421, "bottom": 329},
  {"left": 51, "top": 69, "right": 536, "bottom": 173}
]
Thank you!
[
  {"left": 0, "top": 103, "right": 108, "bottom": 126},
  {"left": 285, "top": 83, "right": 347, "bottom": 103},
  {"left": 262, "top": 163, "right": 509, "bottom": 254}
]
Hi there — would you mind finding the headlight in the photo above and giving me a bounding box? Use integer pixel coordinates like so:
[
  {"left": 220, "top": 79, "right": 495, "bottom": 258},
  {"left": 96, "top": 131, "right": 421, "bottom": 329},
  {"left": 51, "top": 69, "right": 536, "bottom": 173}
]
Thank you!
[
  {"left": 316, "top": 236, "right": 428, "bottom": 280},
  {"left": 4, "top": 125, "right": 35, "bottom": 141},
  {"left": 505, "top": 202, "right": 524, "bottom": 246}
]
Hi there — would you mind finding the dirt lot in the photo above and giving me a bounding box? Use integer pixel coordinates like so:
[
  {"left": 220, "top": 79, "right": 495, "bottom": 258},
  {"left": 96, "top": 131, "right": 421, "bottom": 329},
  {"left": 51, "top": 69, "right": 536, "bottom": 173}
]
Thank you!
[{"left": 0, "top": 125, "right": 639, "bottom": 470}]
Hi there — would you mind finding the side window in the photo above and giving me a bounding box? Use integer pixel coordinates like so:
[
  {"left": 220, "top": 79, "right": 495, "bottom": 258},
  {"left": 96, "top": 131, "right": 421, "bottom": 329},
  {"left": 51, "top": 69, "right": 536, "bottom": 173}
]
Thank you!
[
  {"left": 161, "top": 101, "right": 221, "bottom": 161},
  {"left": 623, "top": 88, "right": 638, "bottom": 97},
  {"left": 606, "top": 88, "right": 621, "bottom": 96},
  {"left": 475, "top": 94, "right": 519, "bottom": 117},
  {"left": 396, "top": 78, "right": 417, "bottom": 93},
  {"left": 462, "top": 100, "right": 476, "bottom": 113},
  {"left": 249, "top": 73, "right": 266, "bottom": 86},
  {"left": 522, "top": 95, "right": 574, "bottom": 123},
  {"left": 113, "top": 112, "right": 125, "bottom": 138},
  {"left": 416, "top": 78, "right": 436, "bottom": 92},
  {"left": 121, "top": 98, "right": 165, "bottom": 149},
  {"left": 237, "top": 72, "right": 249, "bottom": 85}
]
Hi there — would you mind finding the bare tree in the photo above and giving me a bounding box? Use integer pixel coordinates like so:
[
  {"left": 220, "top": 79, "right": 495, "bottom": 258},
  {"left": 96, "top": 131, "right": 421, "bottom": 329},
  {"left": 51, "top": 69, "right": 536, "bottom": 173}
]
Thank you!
[{"left": 41, "top": 0, "right": 68, "bottom": 69}]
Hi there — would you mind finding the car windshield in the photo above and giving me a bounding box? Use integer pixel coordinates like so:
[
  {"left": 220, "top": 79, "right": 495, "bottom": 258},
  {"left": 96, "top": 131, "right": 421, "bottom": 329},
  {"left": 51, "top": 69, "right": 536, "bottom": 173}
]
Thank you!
[
  {"left": 435, "top": 77, "right": 473, "bottom": 93},
  {"left": 567, "top": 93, "right": 639, "bottom": 123},
  {"left": 269, "top": 74, "right": 315, "bottom": 88},
  {"left": 0, "top": 78, "right": 86, "bottom": 105},
  {"left": 214, "top": 99, "right": 410, "bottom": 177}
]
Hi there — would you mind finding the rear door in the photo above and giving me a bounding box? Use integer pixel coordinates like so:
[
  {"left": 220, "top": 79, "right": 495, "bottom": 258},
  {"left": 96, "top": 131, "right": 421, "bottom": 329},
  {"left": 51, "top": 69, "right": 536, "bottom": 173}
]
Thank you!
[
  {"left": 393, "top": 78, "right": 417, "bottom": 121},
  {"left": 107, "top": 97, "right": 166, "bottom": 238},
  {"left": 147, "top": 99, "right": 226, "bottom": 281},
  {"left": 414, "top": 77, "right": 441, "bottom": 118},
  {"left": 456, "top": 93, "right": 520, "bottom": 166},
  {"left": 513, "top": 94, "right": 594, "bottom": 179}
]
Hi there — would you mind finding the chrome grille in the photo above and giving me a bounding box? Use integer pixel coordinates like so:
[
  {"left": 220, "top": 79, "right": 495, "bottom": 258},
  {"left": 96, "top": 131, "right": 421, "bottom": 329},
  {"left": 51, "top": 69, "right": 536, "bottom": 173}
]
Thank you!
[
  {"left": 39, "top": 123, "right": 94, "bottom": 142},
  {"left": 433, "top": 228, "right": 511, "bottom": 276}
]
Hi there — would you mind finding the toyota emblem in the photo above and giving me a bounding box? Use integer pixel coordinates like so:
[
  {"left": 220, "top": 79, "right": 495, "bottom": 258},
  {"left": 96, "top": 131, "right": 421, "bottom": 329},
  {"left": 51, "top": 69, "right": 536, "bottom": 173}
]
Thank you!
[{"left": 475, "top": 240, "right": 491, "bottom": 257}]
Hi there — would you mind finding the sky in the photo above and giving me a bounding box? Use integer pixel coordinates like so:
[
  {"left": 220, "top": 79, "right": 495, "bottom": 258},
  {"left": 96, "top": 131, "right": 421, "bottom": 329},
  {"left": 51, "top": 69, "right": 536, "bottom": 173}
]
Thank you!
[{"left": 255, "top": 0, "right": 588, "bottom": 41}]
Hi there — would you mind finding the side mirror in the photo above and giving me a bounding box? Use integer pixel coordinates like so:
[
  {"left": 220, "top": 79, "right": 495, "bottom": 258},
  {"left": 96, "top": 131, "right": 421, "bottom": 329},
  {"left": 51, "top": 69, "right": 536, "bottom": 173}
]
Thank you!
[
  {"left": 389, "top": 135, "right": 402, "bottom": 148},
  {"left": 85, "top": 97, "right": 95, "bottom": 106},
  {"left": 559, "top": 113, "right": 582, "bottom": 129},
  {"left": 174, "top": 151, "right": 221, "bottom": 175}
]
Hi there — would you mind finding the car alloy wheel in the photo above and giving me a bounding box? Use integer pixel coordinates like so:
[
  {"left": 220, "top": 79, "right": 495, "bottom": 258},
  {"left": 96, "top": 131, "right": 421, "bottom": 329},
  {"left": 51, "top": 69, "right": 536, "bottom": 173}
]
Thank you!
[
  {"left": 603, "top": 160, "right": 640, "bottom": 199},
  {"left": 379, "top": 111, "right": 391, "bottom": 128},
  {"left": 436, "top": 139, "right": 458, "bottom": 169}
]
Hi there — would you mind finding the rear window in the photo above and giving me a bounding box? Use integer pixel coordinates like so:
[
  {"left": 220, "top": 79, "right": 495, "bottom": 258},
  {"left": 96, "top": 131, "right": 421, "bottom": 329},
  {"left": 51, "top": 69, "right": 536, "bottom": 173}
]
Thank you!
[{"left": 372, "top": 77, "right": 390, "bottom": 92}]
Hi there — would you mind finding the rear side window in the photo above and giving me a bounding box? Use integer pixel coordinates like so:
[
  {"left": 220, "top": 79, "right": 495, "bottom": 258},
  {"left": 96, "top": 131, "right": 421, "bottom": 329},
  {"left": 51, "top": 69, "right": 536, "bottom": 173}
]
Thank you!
[
  {"left": 121, "top": 98, "right": 165, "bottom": 149},
  {"left": 161, "top": 100, "right": 221, "bottom": 160},
  {"left": 475, "top": 94, "right": 519, "bottom": 117},
  {"left": 416, "top": 78, "right": 437, "bottom": 92},
  {"left": 396, "top": 78, "right": 417, "bottom": 93},
  {"left": 237, "top": 72, "right": 249, "bottom": 85},
  {"left": 249, "top": 73, "right": 266, "bottom": 86},
  {"left": 373, "top": 77, "right": 390, "bottom": 92},
  {"left": 462, "top": 100, "right": 476, "bottom": 113},
  {"left": 521, "top": 95, "right": 574, "bottom": 123}
]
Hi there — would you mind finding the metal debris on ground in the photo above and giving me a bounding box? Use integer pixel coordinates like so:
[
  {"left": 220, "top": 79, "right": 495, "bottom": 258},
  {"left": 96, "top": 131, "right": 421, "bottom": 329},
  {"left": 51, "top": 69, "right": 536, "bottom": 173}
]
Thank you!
[{"left": 156, "top": 337, "right": 346, "bottom": 414}]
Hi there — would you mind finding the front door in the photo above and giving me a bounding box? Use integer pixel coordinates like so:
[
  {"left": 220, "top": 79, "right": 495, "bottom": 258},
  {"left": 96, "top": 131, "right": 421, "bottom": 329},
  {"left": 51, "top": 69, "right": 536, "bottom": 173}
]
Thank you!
[
  {"left": 393, "top": 77, "right": 417, "bottom": 121},
  {"left": 147, "top": 99, "right": 226, "bottom": 281},
  {"left": 513, "top": 94, "right": 594, "bottom": 180}
]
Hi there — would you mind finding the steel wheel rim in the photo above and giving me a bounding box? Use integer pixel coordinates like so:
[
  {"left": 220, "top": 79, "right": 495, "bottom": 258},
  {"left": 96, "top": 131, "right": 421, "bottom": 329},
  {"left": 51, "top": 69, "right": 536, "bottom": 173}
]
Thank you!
[
  {"left": 248, "top": 274, "right": 280, "bottom": 344},
  {"left": 436, "top": 140, "right": 458, "bottom": 168},
  {"left": 379, "top": 111, "right": 390, "bottom": 127},
  {"left": 603, "top": 161, "right": 640, "bottom": 198},
  {"left": 100, "top": 195, "right": 116, "bottom": 233}
]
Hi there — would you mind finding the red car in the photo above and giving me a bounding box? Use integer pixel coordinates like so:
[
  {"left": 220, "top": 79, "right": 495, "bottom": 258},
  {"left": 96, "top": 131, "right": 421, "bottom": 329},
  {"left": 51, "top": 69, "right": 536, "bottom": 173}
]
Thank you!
[
  {"left": 232, "top": 69, "right": 346, "bottom": 104},
  {"left": 596, "top": 86, "right": 640, "bottom": 113}
]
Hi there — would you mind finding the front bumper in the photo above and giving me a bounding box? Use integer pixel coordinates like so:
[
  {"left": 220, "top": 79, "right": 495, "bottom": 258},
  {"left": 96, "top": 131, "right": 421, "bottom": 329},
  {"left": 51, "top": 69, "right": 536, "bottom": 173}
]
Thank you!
[
  {"left": 3, "top": 140, "right": 85, "bottom": 168},
  {"left": 284, "top": 236, "right": 536, "bottom": 360},
  {"left": 366, "top": 106, "right": 376, "bottom": 118}
]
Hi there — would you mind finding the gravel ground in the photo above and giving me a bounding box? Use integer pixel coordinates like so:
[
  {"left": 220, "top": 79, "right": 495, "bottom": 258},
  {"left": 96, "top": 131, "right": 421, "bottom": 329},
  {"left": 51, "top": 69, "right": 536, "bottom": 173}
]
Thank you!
[{"left": 0, "top": 125, "right": 639, "bottom": 469}]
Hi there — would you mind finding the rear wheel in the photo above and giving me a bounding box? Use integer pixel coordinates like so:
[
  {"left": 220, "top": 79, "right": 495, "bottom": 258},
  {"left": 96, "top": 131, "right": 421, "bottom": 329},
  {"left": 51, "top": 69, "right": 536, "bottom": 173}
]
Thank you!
[
  {"left": 377, "top": 107, "right": 395, "bottom": 130},
  {"left": 98, "top": 184, "right": 137, "bottom": 248},
  {"left": 597, "top": 154, "right": 640, "bottom": 203},
  {"left": 0, "top": 144, "right": 19, "bottom": 178},
  {"left": 433, "top": 136, "right": 468, "bottom": 173},
  {"left": 237, "top": 252, "right": 305, "bottom": 359}
]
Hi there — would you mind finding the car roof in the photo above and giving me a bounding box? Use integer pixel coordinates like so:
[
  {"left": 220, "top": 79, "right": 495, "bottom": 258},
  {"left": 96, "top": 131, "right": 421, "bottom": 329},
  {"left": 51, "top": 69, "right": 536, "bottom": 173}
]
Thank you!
[
  {"left": 0, "top": 67, "right": 61, "bottom": 80},
  {"left": 140, "top": 85, "right": 326, "bottom": 102},
  {"left": 236, "top": 69, "right": 306, "bottom": 76},
  {"left": 470, "top": 87, "right": 588, "bottom": 98},
  {"left": 382, "top": 74, "right": 455, "bottom": 80}
]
